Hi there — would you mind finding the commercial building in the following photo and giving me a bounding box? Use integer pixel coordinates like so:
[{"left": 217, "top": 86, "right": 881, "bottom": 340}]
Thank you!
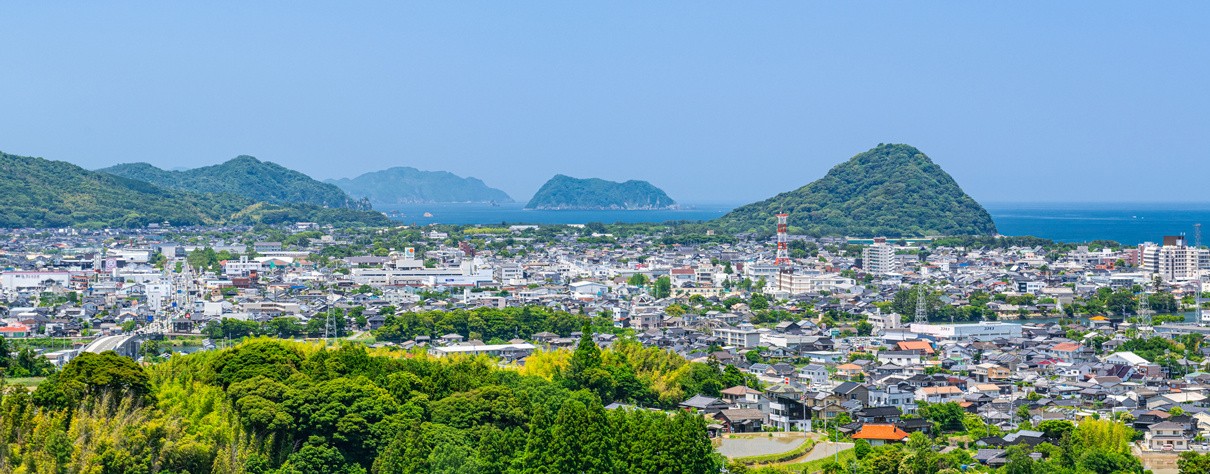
[{"left": 908, "top": 322, "right": 1022, "bottom": 341}]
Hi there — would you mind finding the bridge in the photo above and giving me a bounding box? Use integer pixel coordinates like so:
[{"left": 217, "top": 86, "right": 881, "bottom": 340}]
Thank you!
[{"left": 81, "top": 334, "right": 145, "bottom": 358}]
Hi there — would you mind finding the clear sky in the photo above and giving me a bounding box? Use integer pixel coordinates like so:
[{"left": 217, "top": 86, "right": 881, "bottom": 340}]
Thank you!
[{"left": 1, "top": 2, "right": 1207, "bottom": 204}]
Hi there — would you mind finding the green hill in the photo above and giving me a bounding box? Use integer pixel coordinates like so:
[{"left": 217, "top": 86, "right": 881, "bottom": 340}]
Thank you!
[
  {"left": 99, "top": 156, "right": 372, "bottom": 210},
  {"left": 326, "top": 167, "right": 512, "bottom": 205},
  {"left": 525, "top": 175, "right": 676, "bottom": 210},
  {"left": 0, "top": 151, "right": 390, "bottom": 228},
  {"left": 713, "top": 144, "right": 997, "bottom": 237}
]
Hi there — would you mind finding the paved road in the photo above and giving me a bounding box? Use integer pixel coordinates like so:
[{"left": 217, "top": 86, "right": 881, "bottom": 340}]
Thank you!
[
  {"left": 84, "top": 335, "right": 130, "bottom": 353},
  {"left": 800, "top": 442, "right": 854, "bottom": 463}
]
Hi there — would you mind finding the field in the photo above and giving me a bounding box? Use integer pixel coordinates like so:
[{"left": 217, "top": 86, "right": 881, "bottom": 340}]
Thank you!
[{"left": 6, "top": 377, "right": 47, "bottom": 387}]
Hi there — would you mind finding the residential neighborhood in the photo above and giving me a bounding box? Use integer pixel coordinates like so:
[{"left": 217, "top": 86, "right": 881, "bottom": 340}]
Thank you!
[{"left": 1, "top": 222, "right": 1210, "bottom": 470}]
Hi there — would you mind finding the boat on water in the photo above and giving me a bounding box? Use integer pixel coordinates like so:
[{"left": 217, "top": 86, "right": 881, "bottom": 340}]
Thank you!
[{"left": 423, "top": 212, "right": 433, "bottom": 217}]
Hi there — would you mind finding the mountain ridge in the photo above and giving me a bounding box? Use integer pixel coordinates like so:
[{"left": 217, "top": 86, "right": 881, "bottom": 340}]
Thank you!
[
  {"left": 99, "top": 156, "right": 372, "bottom": 210},
  {"left": 712, "top": 144, "right": 997, "bottom": 237},
  {"left": 1, "top": 151, "right": 389, "bottom": 228},
  {"left": 326, "top": 166, "right": 513, "bottom": 205}
]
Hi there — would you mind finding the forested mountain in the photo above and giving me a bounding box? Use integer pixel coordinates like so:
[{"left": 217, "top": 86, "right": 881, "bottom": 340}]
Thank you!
[
  {"left": 100, "top": 156, "right": 372, "bottom": 210},
  {"left": 713, "top": 144, "right": 997, "bottom": 237},
  {"left": 525, "top": 175, "right": 676, "bottom": 210},
  {"left": 10, "top": 333, "right": 724, "bottom": 474},
  {"left": 0, "top": 151, "right": 390, "bottom": 228},
  {"left": 326, "top": 166, "right": 513, "bottom": 205}
]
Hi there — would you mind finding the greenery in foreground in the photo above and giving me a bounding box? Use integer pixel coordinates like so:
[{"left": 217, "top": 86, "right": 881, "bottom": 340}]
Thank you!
[
  {"left": 4, "top": 333, "right": 721, "bottom": 474},
  {"left": 712, "top": 143, "right": 998, "bottom": 237}
]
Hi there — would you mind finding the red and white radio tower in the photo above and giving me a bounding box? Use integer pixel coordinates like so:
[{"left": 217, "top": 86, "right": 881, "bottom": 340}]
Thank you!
[{"left": 774, "top": 212, "right": 790, "bottom": 266}]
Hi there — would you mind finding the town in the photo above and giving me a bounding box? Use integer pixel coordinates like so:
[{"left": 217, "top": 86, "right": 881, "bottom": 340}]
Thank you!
[{"left": 2, "top": 219, "right": 1208, "bottom": 472}]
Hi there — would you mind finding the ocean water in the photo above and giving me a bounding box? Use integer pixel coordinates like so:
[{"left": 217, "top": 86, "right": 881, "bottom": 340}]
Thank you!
[
  {"left": 379, "top": 202, "right": 737, "bottom": 226},
  {"left": 983, "top": 202, "right": 1210, "bottom": 245},
  {"left": 382, "top": 201, "right": 1210, "bottom": 246}
]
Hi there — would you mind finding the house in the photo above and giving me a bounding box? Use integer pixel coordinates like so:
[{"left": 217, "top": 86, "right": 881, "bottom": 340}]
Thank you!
[
  {"left": 799, "top": 364, "right": 828, "bottom": 386},
  {"left": 720, "top": 385, "right": 764, "bottom": 408},
  {"left": 834, "top": 382, "right": 870, "bottom": 405},
  {"left": 1148, "top": 421, "right": 1194, "bottom": 451},
  {"left": 855, "top": 406, "right": 902, "bottom": 424},
  {"left": 916, "top": 386, "right": 963, "bottom": 403},
  {"left": 895, "top": 340, "right": 935, "bottom": 356},
  {"left": 877, "top": 350, "right": 923, "bottom": 366},
  {"left": 852, "top": 423, "right": 910, "bottom": 446},
  {"left": 679, "top": 395, "right": 730, "bottom": 414},
  {"left": 971, "top": 363, "right": 1011, "bottom": 383},
  {"left": 716, "top": 409, "right": 766, "bottom": 433},
  {"left": 836, "top": 363, "right": 865, "bottom": 379}
]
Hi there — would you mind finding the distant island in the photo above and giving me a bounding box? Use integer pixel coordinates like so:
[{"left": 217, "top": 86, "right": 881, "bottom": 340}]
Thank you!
[
  {"left": 326, "top": 167, "right": 513, "bottom": 205},
  {"left": 1, "top": 151, "right": 390, "bottom": 228},
  {"left": 99, "top": 156, "right": 372, "bottom": 210},
  {"left": 712, "top": 143, "right": 997, "bottom": 237},
  {"left": 525, "top": 175, "right": 677, "bottom": 210}
]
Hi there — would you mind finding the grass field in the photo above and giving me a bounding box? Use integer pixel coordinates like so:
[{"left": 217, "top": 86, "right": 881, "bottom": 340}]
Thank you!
[{"left": 6, "top": 377, "right": 47, "bottom": 387}]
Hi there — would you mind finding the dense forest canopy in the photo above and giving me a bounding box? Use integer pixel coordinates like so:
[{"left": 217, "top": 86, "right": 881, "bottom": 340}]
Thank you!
[
  {"left": 100, "top": 156, "right": 372, "bottom": 211},
  {"left": 712, "top": 144, "right": 997, "bottom": 237},
  {"left": 0, "top": 152, "right": 389, "bottom": 228},
  {"left": 525, "top": 175, "right": 676, "bottom": 210},
  {"left": 5, "top": 336, "right": 722, "bottom": 474}
]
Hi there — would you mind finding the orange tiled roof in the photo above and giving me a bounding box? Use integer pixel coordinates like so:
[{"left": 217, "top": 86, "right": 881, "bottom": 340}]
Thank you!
[
  {"left": 1052, "top": 343, "right": 1081, "bottom": 352},
  {"left": 852, "top": 423, "right": 910, "bottom": 440}
]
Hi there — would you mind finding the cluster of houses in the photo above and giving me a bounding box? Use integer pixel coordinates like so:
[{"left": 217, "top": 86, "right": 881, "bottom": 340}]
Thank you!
[{"left": 3, "top": 225, "right": 1210, "bottom": 457}]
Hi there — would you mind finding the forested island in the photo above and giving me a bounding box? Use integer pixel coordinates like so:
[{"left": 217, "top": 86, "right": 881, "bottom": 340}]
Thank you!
[
  {"left": 327, "top": 167, "right": 514, "bottom": 205},
  {"left": 525, "top": 175, "right": 676, "bottom": 210},
  {"left": 713, "top": 144, "right": 997, "bottom": 237}
]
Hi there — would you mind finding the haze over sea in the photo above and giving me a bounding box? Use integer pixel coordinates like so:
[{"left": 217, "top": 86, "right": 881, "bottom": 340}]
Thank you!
[{"left": 385, "top": 202, "right": 1210, "bottom": 246}]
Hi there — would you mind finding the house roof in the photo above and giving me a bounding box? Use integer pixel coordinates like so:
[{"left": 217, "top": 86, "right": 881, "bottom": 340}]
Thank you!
[
  {"left": 852, "top": 423, "right": 910, "bottom": 440},
  {"left": 897, "top": 340, "right": 935, "bottom": 353},
  {"left": 718, "top": 409, "right": 765, "bottom": 422}
]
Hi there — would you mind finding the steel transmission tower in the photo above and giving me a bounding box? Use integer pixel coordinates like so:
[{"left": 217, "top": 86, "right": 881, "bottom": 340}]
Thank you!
[
  {"left": 774, "top": 212, "right": 790, "bottom": 266},
  {"left": 1138, "top": 286, "right": 1151, "bottom": 326},
  {"left": 1198, "top": 223, "right": 1206, "bottom": 326},
  {"left": 915, "top": 285, "right": 928, "bottom": 324}
]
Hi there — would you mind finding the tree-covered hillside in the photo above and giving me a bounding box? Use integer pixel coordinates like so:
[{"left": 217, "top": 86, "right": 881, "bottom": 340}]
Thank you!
[
  {"left": 0, "top": 151, "right": 390, "bottom": 228},
  {"left": 326, "top": 167, "right": 513, "bottom": 205},
  {"left": 100, "top": 156, "right": 372, "bottom": 210},
  {"left": 525, "top": 175, "right": 676, "bottom": 210},
  {"left": 8, "top": 336, "right": 724, "bottom": 474},
  {"left": 713, "top": 144, "right": 997, "bottom": 237}
]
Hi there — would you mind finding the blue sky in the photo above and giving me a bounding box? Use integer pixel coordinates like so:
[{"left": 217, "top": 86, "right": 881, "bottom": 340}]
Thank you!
[{"left": 1, "top": 2, "right": 1206, "bottom": 204}]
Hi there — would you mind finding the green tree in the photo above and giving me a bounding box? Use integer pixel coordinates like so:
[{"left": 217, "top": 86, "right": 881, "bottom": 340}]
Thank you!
[{"left": 652, "top": 276, "right": 672, "bottom": 299}]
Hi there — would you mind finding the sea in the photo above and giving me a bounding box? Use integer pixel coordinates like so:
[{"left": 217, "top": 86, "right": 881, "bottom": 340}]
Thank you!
[{"left": 382, "top": 201, "right": 1210, "bottom": 246}]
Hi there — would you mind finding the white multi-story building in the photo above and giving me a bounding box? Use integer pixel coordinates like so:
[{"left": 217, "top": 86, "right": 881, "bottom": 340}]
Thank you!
[
  {"left": 712, "top": 324, "right": 763, "bottom": 348},
  {"left": 1139, "top": 236, "right": 1208, "bottom": 282},
  {"left": 774, "top": 272, "right": 856, "bottom": 295},
  {"left": 863, "top": 238, "right": 896, "bottom": 275}
]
